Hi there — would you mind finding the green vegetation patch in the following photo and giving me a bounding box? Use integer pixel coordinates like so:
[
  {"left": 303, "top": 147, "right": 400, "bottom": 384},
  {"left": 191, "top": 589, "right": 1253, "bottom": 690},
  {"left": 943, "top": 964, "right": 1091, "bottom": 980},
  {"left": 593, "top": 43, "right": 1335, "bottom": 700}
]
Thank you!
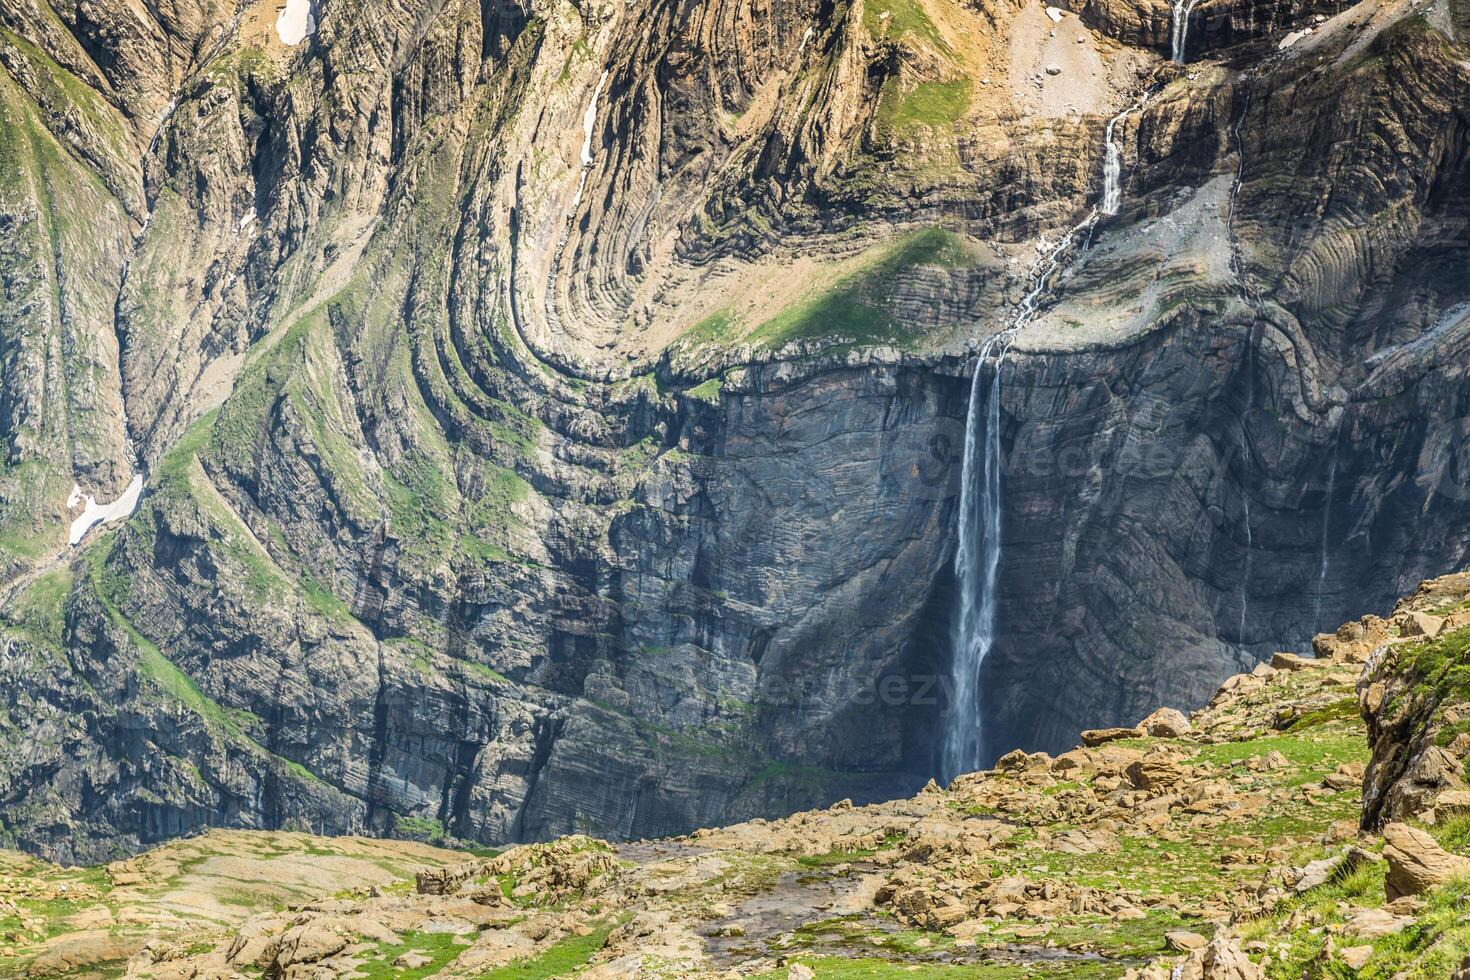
[
  {"left": 796, "top": 847, "right": 880, "bottom": 868},
  {"left": 754, "top": 957, "right": 1124, "bottom": 979},
  {"left": 478, "top": 918, "right": 618, "bottom": 978},
  {"left": 5, "top": 566, "right": 72, "bottom": 648},
  {"left": 876, "top": 78, "right": 972, "bottom": 139},
  {"left": 686, "top": 376, "right": 724, "bottom": 404},
  {"left": 1242, "top": 844, "right": 1470, "bottom": 979},
  {"left": 1398, "top": 625, "right": 1470, "bottom": 704},
  {"left": 352, "top": 929, "right": 471, "bottom": 979},
  {"left": 394, "top": 815, "right": 448, "bottom": 844},
  {"left": 863, "top": 0, "right": 949, "bottom": 50},
  {"left": 749, "top": 228, "right": 978, "bottom": 350}
]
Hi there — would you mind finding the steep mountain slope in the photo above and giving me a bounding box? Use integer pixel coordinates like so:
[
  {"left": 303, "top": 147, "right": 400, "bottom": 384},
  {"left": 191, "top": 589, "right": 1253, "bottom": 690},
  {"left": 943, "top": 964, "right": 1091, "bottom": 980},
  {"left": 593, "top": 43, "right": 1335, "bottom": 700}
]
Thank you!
[
  {"left": 1, "top": 0, "right": 1469, "bottom": 860},
  {"left": 5, "top": 572, "right": 1470, "bottom": 978}
]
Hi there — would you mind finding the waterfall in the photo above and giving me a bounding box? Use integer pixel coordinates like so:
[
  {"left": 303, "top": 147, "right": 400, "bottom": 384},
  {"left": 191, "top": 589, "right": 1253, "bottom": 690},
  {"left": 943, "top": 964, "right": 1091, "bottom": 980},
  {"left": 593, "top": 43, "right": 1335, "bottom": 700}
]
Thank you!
[
  {"left": 943, "top": 90, "right": 1154, "bottom": 779},
  {"left": 1171, "top": 0, "right": 1201, "bottom": 63},
  {"left": 1239, "top": 494, "right": 1252, "bottom": 643},
  {"left": 1101, "top": 127, "right": 1123, "bottom": 216},
  {"left": 1101, "top": 94, "right": 1149, "bottom": 216},
  {"left": 1237, "top": 333, "right": 1255, "bottom": 646},
  {"left": 943, "top": 334, "right": 1010, "bottom": 780},
  {"left": 1312, "top": 425, "right": 1341, "bottom": 634}
]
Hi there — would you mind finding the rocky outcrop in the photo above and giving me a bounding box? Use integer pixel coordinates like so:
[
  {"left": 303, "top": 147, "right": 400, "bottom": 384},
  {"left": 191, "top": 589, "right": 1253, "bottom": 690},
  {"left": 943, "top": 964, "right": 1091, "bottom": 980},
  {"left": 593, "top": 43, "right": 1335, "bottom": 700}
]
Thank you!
[
  {"left": 1359, "top": 573, "right": 1470, "bottom": 828},
  {"left": 1382, "top": 821, "right": 1470, "bottom": 898}
]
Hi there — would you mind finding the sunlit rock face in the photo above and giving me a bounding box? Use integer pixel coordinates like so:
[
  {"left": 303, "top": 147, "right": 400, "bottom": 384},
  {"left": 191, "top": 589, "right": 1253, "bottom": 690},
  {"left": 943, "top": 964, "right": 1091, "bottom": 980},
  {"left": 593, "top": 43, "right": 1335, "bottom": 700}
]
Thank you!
[{"left": 0, "top": 0, "right": 1468, "bottom": 860}]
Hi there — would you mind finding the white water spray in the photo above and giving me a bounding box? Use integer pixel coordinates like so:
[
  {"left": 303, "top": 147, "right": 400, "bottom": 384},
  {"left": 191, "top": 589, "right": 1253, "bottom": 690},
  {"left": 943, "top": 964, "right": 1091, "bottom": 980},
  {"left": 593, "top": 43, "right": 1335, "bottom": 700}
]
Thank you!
[
  {"left": 943, "top": 333, "right": 1011, "bottom": 779},
  {"left": 1101, "top": 94, "right": 1149, "bottom": 216},
  {"left": 1171, "top": 0, "right": 1201, "bottom": 63},
  {"left": 1312, "top": 455, "right": 1337, "bottom": 632}
]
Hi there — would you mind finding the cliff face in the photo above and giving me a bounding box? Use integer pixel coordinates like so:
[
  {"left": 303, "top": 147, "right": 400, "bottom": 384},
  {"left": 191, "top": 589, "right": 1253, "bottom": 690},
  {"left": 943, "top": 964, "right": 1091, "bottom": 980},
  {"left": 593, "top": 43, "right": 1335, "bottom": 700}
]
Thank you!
[
  {"left": 1, "top": 0, "right": 1469, "bottom": 861},
  {"left": 11, "top": 574, "right": 1470, "bottom": 979}
]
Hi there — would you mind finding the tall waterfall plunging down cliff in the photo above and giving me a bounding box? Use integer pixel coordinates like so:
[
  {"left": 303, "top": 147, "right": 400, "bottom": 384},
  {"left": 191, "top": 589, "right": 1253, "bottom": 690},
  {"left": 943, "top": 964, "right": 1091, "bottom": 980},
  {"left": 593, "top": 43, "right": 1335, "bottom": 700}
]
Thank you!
[
  {"left": 1313, "top": 416, "right": 1344, "bottom": 636},
  {"left": 945, "top": 95, "right": 1152, "bottom": 776},
  {"left": 1172, "top": 0, "right": 1201, "bottom": 62},
  {"left": 1101, "top": 128, "right": 1124, "bottom": 216},
  {"left": 943, "top": 333, "right": 1011, "bottom": 780},
  {"left": 1238, "top": 338, "right": 1256, "bottom": 644}
]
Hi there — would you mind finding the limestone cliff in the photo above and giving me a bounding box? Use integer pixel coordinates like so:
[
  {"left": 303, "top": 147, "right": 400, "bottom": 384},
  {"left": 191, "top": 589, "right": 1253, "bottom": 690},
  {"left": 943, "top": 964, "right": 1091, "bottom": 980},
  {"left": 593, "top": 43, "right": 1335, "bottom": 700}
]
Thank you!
[
  {"left": 0, "top": 0, "right": 1469, "bottom": 862},
  {"left": 5, "top": 573, "right": 1470, "bottom": 978}
]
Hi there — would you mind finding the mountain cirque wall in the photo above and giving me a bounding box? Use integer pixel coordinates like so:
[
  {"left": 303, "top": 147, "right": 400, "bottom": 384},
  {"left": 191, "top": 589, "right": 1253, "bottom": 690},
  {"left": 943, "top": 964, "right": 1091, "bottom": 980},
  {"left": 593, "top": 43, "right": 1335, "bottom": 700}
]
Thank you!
[
  {"left": 0, "top": 0, "right": 1469, "bottom": 862},
  {"left": 8, "top": 573, "right": 1470, "bottom": 978}
]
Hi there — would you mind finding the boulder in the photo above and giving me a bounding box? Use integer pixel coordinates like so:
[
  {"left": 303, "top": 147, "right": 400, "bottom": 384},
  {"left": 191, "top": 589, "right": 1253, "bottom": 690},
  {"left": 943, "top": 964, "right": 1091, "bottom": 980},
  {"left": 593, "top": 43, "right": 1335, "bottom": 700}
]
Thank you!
[
  {"left": 1382, "top": 823, "right": 1470, "bottom": 899},
  {"left": 416, "top": 862, "right": 481, "bottom": 896},
  {"left": 396, "top": 950, "right": 434, "bottom": 969},
  {"left": 262, "top": 921, "right": 350, "bottom": 970},
  {"left": 1132, "top": 935, "right": 1265, "bottom": 980},
  {"left": 24, "top": 936, "right": 136, "bottom": 976},
  {"left": 1322, "top": 762, "right": 1365, "bottom": 790},
  {"left": 1081, "top": 727, "right": 1141, "bottom": 747},
  {"left": 1165, "top": 929, "right": 1209, "bottom": 951},
  {"left": 1396, "top": 611, "right": 1444, "bottom": 637},
  {"left": 1314, "top": 616, "right": 1394, "bottom": 663},
  {"left": 1138, "top": 708, "right": 1192, "bottom": 738},
  {"left": 1437, "top": 790, "right": 1470, "bottom": 816},
  {"left": 1270, "top": 652, "right": 1322, "bottom": 671},
  {"left": 1052, "top": 750, "right": 1097, "bottom": 775},
  {"left": 1343, "top": 906, "right": 1412, "bottom": 938},
  {"left": 1127, "top": 759, "right": 1187, "bottom": 790}
]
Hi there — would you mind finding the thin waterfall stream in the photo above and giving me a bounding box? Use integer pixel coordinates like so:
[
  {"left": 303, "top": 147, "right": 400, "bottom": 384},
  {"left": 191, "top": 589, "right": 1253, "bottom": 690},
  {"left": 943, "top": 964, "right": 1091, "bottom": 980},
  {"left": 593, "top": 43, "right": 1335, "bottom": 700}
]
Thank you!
[
  {"left": 942, "top": 93, "right": 1149, "bottom": 779},
  {"left": 1238, "top": 337, "right": 1255, "bottom": 646},
  {"left": 1312, "top": 418, "right": 1343, "bottom": 634}
]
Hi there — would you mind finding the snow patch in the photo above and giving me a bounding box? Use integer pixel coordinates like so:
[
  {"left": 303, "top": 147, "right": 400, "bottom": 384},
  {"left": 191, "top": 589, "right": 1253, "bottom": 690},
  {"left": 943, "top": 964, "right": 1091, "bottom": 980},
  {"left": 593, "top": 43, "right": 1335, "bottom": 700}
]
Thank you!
[
  {"left": 239, "top": 209, "right": 257, "bottom": 230},
  {"left": 569, "top": 70, "right": 611, "bottom": 218},
  {"left": 1279, "top": 28, "right": 1310, "bottom": 49},
  {"left": 276, "top": 0, "right": 316, "bottom": 46},
  {"left": 67, "top": 484, "right": 82, "bottom": 509},
  {"left": 68, "top": 475, "right": 144, "bottom": 547},
  {"left": 1045, "top": 6, "right": 1065, "bottom": 22}
]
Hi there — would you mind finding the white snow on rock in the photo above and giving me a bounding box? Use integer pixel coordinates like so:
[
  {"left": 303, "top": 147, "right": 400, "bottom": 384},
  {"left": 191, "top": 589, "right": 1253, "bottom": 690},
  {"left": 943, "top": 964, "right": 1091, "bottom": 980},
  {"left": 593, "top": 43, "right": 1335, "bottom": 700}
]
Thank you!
[
  {"left": 1045, "top": 6, "right": 1065, "bottom": 22},
  {"left": 1279, "top": 28, "right": 1310, "bottom": 49},
  {"left": 68, "top": 474, "right": 144, "bottom": 546},
  {"left": 276, "top": 0, "right": 316, "bottom": 46},
  {"left": 239, "top": 209, "right": 257, "bottom": 230},
  {"left": 570, "top": 70, "right": 611, "bottom": 217}
]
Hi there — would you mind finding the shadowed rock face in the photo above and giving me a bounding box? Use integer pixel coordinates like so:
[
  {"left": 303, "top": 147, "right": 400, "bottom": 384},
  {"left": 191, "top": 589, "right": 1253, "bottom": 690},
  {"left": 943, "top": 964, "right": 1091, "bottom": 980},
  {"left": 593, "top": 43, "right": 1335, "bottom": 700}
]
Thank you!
[{"left": 0, "top": 0, "right": 1468, "bottom": 861}]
